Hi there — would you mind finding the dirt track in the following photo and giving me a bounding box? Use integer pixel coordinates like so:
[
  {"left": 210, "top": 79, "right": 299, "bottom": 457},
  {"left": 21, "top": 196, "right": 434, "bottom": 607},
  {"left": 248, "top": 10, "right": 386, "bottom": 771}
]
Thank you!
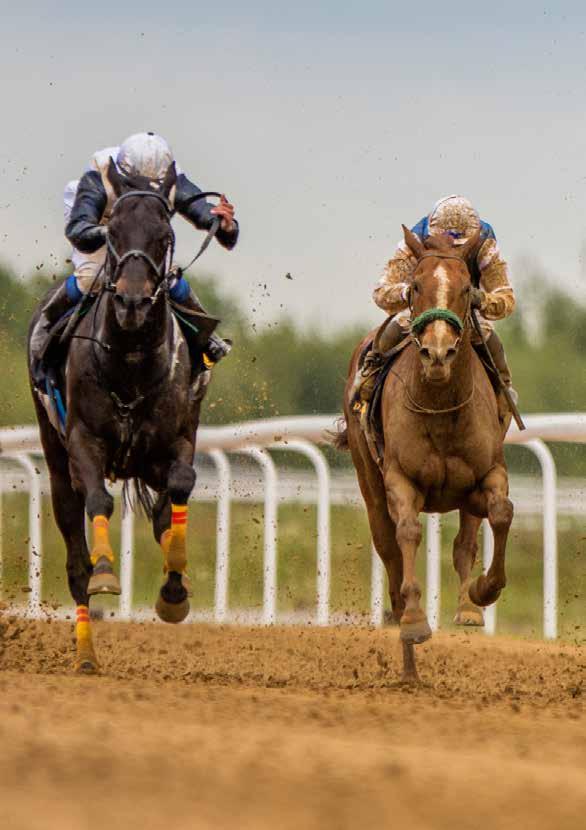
[{"left": 0, "top": 617, "right": 584, "bottom": 830}]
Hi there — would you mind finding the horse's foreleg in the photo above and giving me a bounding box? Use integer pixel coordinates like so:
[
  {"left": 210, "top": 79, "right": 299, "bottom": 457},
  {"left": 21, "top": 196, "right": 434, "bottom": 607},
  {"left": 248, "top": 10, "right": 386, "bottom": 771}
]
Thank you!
[
  {"left": 468, "top": 465, "right": 513, "bottom": 607},
  {"left": 155, "top": 451, "right": 196, "bottom": 624},
  {"left": 36, "top": 404, "right": 98, "bottom": 673},
  {"left": 67, "top": 427, "right": 120, "bottom": 596},
  {"left": 384, "top": 467, "right": 430, "bottom": 646},
  {"left": 452, "top": 510, "right": 484, "bottom": 626}
]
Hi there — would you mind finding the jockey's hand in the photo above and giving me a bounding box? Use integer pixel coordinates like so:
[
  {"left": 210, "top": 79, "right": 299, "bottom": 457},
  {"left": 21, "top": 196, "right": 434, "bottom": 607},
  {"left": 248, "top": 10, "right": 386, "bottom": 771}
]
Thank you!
[
  {"left": 470, "top": 288, "right": 486, "bottom": 310},
  {"left": 211, "top": 195, "right": 236, "bottom": 232}
]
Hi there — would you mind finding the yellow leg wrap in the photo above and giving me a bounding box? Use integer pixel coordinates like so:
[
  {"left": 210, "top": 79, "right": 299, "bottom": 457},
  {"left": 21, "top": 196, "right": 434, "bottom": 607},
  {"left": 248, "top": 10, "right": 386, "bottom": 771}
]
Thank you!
[
  {"left": 90, "top": 515, "right": 114, "bottom": 566},
  {"left": 202, "top": 353, "right": 214, "bottom": 369},
  {"left": 166, "top": 504, "right": 188, "bottom": 573},
  {"left": 160, "top": 528, "right": 172, "bottom": 572}
]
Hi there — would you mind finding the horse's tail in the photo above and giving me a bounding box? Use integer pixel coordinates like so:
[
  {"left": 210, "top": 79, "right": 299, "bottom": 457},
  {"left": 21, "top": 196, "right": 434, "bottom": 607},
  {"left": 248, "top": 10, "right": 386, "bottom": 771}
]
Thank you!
[
  {"left": 328, "top": 416, "right": 350, "bottom": 451},
  {"left": 122, "top": 478, "right": 156, "bottom": 519}
]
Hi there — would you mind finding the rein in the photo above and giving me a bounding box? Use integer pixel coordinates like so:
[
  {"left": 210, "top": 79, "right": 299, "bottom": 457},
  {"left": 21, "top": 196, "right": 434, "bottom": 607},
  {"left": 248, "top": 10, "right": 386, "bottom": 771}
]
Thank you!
[{"left": 104, "top": 188, "right": 223, "bottom": 292}]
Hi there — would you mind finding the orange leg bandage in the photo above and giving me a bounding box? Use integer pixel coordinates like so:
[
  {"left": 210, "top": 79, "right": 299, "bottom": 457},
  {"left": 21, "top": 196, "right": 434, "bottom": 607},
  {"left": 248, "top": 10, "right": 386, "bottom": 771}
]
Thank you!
[
  {"left": 165, "top": 504, "right": 188, "bottom": 573},
  {"left": 91, "top": 516, "right": 114, "bottom": 565}
]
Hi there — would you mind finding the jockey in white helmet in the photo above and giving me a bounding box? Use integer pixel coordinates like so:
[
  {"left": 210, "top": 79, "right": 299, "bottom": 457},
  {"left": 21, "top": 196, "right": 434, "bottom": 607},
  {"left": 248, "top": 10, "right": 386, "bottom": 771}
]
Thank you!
[{"left": 31, "top": 132, "right": 238, "bottom": 365}]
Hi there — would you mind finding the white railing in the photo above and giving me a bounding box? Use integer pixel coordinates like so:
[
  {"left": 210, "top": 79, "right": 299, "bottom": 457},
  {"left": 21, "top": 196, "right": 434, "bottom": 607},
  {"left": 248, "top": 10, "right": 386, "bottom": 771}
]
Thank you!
[{"left": 1, "top": 413, "right": 585, "bottom": 637}]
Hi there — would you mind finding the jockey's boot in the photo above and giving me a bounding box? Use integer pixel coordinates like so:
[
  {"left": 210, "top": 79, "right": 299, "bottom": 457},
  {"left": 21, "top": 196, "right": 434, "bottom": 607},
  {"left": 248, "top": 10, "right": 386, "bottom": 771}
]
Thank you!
[
  {"left": 483, "top": 331, "right": 518, "bottom": 405},
  {"left": 349, "top": 318, "right": 405, "bottom": 414},
  {"left": 169, "top": 276, "right": 231, "bottom": 367},
  {"left": 30, "top": 276, "right": 82, "bottom": 362}
]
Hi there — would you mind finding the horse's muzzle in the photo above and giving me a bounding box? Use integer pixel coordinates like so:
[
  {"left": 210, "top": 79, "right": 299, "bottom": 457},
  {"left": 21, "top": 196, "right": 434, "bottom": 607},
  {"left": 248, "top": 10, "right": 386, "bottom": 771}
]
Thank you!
[{"left": 113, "top": 293, "right": 154, "bottom": 330}]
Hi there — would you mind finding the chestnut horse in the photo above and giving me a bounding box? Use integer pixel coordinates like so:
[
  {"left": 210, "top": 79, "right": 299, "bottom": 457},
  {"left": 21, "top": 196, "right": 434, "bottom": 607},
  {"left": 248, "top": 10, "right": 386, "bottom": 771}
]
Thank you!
[{"left": 338, "top": 226, "right": 514, "bottom": 681}]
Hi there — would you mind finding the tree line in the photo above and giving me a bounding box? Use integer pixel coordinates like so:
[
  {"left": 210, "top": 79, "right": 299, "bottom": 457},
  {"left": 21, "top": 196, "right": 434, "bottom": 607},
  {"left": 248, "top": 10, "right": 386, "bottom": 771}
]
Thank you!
[{"left": 0, "top": 263, "right": 584, "bottom": 473}]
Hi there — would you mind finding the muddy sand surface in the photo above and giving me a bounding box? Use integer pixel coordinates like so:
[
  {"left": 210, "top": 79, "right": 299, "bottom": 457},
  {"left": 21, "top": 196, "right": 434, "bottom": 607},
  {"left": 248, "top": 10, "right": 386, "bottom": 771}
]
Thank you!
[{"left": 0, "top": 618, "right": 584, "bottom": 830}]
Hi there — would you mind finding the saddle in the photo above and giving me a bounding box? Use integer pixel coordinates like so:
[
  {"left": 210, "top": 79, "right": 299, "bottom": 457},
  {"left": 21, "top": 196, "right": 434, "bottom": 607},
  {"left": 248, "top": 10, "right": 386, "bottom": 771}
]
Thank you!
[{"left": 32, "top": 295, "right": 220, "bottom": 436}]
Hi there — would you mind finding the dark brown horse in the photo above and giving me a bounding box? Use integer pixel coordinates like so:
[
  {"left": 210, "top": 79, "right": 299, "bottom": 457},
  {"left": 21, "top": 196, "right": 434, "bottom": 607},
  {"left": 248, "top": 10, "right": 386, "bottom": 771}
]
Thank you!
[
  {"left": 28, "top": 161, "right": 209, "bottom": 673},
  {"left": 337, "top": 226, "right": 514, "bottom": 682}
]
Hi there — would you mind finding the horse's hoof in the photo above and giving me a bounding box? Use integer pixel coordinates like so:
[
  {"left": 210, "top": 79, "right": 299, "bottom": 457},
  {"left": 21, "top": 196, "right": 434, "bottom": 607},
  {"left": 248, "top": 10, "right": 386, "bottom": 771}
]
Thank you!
[
  {"left": 156, "top": 571, "right": 190, "bottom": 623},
  {"left": 88, "top": 557, "right": 121, "bottom": 596},
  {"left": 75, "top": 657, "right": 99, "bottom": 675},
  {"left": 468, "top": 575, "right": 502, "bottom": 608},
  {"left": 454, "top": 605, "right": 485, "bottom": 626},
  {"left": 155, "top": 595, "right": 190, "bottom": 624},
  {"left": 400, "top": 611, "right": 432, "bottom": 645},
  {"left": 454, "top": 584, "right": 485, "bottom": 626}
]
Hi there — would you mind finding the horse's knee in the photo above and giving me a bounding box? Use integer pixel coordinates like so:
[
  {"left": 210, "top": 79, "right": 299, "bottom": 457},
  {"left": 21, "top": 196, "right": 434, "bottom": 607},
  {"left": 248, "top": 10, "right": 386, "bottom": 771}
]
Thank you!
[
  {"left": 85, "top": 489, "right": 114, "bottom": 520},
  {"left": 396, "top": 517, "right": 422, "bottom": 548},
  {"left": 488, "top": 497, "right": 513, "bottom": 532},
  {"left": 168, "top": 462, "right": 196, "bottom": 505}
]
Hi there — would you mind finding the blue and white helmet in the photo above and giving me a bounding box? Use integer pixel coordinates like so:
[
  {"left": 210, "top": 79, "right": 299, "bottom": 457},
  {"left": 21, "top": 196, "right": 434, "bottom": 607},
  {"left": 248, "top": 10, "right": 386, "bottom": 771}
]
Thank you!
[{"left": 116, "top": 132, "right": 174, "bottom": 182}]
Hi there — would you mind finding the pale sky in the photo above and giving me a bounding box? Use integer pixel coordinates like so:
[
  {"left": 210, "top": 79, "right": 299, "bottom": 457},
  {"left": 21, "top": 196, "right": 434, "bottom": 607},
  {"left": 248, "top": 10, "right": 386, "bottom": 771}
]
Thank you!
[{"left": 1, "top": 1, "right": 586, "bottom": 330}]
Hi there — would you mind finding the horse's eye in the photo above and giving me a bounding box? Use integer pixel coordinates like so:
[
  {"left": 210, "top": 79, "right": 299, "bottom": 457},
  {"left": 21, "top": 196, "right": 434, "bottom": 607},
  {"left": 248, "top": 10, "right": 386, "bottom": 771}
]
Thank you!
[{"left": 412, "top": 283, "right": 420, "bottom": 294}]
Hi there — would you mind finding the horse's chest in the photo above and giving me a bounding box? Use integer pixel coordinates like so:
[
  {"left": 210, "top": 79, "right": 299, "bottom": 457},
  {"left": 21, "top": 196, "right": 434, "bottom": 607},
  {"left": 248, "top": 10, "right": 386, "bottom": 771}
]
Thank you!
[{"left": 402, "top": 445, "right": 478, "bottom": 494}]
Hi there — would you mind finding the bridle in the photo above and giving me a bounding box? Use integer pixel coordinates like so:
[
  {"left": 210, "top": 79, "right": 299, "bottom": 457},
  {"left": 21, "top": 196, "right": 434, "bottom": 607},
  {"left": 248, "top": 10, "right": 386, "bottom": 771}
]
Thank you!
[
  {"left": 105, "top": 190, "right": 174, "bottom": 292},
  {"left": 103, "top": 187, "right": 223, "bottom": 301},
  {"left": 394, "top": 249, "right": 476, "bottom": 416},
  {"left": 408, "top": 251, "right": 472, "bottom": 350}
]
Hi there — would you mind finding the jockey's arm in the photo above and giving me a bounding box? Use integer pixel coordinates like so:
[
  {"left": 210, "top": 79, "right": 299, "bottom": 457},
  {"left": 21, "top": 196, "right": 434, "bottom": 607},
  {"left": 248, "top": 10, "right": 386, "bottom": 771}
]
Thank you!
[
  {"left": 476, "top": 238, "right": 516, "bottom": 321},
  {"left": 372, "top": 240, "right": 418, "bottom": 315},
  {"left": 65, "top": 171, "right": 108, "bottom": 254},
  {"left": 174, "top": 174, "right": 239, "bottom": 250}
]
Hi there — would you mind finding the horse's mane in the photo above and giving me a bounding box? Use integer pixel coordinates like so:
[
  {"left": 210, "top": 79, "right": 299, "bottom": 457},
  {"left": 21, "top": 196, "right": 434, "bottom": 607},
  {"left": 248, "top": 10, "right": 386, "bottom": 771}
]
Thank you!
[
  {"left": 117, "top": 170, "right": 162, "bottom": 193},
  {"left": 422, "top": 233, "right": 466, "bottom": 256}
]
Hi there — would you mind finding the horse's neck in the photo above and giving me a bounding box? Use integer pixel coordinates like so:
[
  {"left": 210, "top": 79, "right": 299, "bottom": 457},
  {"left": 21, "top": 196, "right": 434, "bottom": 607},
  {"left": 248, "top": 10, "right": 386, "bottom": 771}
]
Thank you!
[{"left": 98, "top": 300, "right": 172, "bottom": 390}]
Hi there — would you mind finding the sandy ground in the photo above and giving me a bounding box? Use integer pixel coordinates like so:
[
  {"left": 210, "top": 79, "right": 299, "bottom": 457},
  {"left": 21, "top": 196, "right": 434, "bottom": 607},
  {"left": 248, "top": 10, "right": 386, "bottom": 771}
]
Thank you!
[{"left": 0, "top": 616, "right": 584, "bottom": 830}]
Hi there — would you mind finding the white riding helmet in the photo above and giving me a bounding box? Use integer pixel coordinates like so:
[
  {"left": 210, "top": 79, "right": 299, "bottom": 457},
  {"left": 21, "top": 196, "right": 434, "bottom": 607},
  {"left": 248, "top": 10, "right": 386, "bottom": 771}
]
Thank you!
[
  {"left": 117, "top": 132, "right": 174, "bottom": 182},
  {"left": 428, "top": 195, "right": 480, "bottom": 242}
]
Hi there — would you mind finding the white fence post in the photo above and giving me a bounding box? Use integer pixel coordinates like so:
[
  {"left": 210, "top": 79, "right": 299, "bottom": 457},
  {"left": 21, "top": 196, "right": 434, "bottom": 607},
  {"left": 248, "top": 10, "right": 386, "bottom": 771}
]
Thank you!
[
  {"left": 426, "top": 514, "right": 442, "bottom": 631},
  {"left": 14, "top": 454, "right": 43, "bottom": 618},
  {"left": 272, "top": 439, "right": 331, "bottom": 626},
  {"left": 370, "top": 542, "right": 385, "bottom": 626},
  {"left": 483, "top": 520, "right": 497, "bottom": 635},
  {"left": 523, "top": 439, "right": 558, "bottom": 639},
  {"left": 208, "top": 449, "right": 231, "bottom": 623},
  {"left": 238, "top": 447, "right": 278, "bottom": 625},
  {"left": 119, "top": 507, "right": 134, "bottom": 621}
]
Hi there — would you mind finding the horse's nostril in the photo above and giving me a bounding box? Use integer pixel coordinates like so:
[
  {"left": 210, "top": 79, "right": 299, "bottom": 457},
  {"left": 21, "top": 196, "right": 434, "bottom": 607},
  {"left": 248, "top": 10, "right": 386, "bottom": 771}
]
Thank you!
[{"left": 420, "top": 347, "right": 431, "bottom": 360}]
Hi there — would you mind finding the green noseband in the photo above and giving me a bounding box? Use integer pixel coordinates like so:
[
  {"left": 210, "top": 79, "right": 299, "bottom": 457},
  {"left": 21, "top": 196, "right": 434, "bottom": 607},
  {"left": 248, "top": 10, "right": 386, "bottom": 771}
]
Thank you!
[{"left": 411, "top": 307, "right": 464, "bottom": 337}]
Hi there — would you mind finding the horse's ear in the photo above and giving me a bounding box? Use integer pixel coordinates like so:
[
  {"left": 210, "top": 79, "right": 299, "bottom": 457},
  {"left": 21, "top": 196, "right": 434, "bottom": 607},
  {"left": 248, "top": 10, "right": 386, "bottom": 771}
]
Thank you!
[
  {"left": 459, "top": 226, "right": 482, "bottom": 261},
  {"left": 402, "top": 224, "right": 425, "bottom": 260},
  {"left": 107, "top": 157, "right": 126, "bottom": 197},
  {"left": 160, "top": 162, "right": 177, "bottom": 198}
]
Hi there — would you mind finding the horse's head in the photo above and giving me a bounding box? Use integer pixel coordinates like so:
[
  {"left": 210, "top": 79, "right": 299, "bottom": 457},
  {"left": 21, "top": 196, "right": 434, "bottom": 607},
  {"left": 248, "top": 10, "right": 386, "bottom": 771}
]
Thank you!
[
  {"left": 105, "top": 157, "right": 177, "bottom": 331},
  {"left": 402, "top": 224, "right": 479, "bottom": 384}
]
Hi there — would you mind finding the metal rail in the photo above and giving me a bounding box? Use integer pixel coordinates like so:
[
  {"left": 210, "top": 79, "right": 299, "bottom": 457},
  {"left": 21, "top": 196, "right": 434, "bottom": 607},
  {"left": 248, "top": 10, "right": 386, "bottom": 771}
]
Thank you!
[{"left": 1, "top": 414, "right": 583, "bottom": 636}]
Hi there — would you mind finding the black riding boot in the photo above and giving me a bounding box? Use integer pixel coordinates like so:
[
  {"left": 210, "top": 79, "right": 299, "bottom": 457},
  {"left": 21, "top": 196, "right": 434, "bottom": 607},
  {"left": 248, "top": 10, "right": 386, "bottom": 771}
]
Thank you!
[
  {"left": 30, "top": 278, "right": 81, "bottom": 363},
  {"left": 170, "top": 284, "right": 231, "bottom": 366},
  {"left": 349, "top": 318, "right": 405, "bottom": 411}
]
